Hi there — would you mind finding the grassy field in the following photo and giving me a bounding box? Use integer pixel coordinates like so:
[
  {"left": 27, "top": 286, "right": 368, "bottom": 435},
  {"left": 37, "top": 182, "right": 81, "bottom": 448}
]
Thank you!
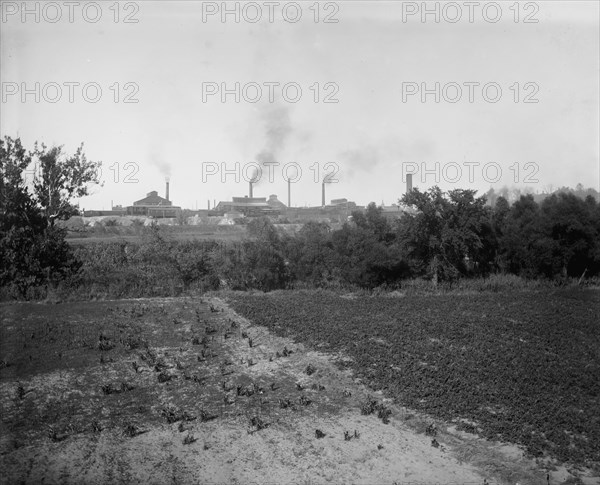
[{"left": 1, "top": 291, "right": 598, "bottom": 484}]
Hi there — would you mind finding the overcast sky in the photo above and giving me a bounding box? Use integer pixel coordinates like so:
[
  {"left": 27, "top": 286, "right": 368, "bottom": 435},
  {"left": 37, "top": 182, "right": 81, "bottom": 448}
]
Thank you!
[{"left": 1, "top": 1, "right": 599, "bottom": 209}]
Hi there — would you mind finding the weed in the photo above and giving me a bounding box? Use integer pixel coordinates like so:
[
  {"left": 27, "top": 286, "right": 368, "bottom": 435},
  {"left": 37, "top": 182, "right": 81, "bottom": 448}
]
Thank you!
[
  {"left": 315, "top": 429, "right": 326, "bottom": 439},
  {"left": 248, "top": 416, "right": 270, "bottom": 433},
  {"left": 160, "top": 404, "right": 195, "bottom": 424},
  {"left": 123, "top": 422, "right": 146, "bottom": 437},
  {"left": 157, "top": 371, "right": 174, "bottom": 383},
  {"left": 199, "top": 409, "right": 218, "bottom": 422},
  {"left": 425, "top": 423, "right": 438, "bottom": 437},
  {"left": 183, "top": 433, "right": 197, "bottom": 445}
]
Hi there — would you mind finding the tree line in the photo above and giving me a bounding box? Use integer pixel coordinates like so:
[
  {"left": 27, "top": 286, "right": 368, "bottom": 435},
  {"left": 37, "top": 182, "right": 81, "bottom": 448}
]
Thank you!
[{"left": 2, "top": 136, "right": 599, "bottom": 298}]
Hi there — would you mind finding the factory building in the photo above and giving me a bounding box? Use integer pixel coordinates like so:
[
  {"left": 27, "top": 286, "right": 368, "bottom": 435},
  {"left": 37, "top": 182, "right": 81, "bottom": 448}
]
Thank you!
[
  {"left": 125, "top": 179, "right": 181, "bottom": 218},
  {"left": 213, "top": 195, "right": 282, "bottom": 217}
]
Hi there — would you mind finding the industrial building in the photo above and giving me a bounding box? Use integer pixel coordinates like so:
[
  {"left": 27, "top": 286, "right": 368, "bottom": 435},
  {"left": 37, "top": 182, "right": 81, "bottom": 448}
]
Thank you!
[
  {"left": 125, "top": 179, "right": 181, "bottom": 218},
  {"left": 212, "top": 195, "right": 283, "bottom": 217}
]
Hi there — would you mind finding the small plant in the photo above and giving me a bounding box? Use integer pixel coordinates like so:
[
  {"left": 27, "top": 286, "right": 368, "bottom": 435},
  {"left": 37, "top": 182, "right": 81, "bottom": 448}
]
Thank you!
[
  {"left": 279, "top": 398, "right": 293, "bottom": 409},
  {"left": 160, "top": 404, "right": 195, "bottom": 424},
  {"left": 47, "top": 425, "right": 67, "bottom": 442},
  {"left": 315, "top": 429, "right": 326, "bottom": 439},
  {"left": 298, "top": 395, "right": 312, "bottom": 406},
  {"left": 199, "top": 409, "right": 218, "bottom": 422},
  {"left": 431, "top": 438, "right": 439, "bottom": 448},
  {"left": 158, "top": 371, "right": 174, "bottom": 383},
  {"left": 97, "top": 334, "right": 115, "bottom": 351},
  {"left": 361, "top": 398, "right": 378, "bottom": 416},
  {"left": 123, "top": 335, "right": 146, "bottom": 350},
  {"left": 377, "top": 406, "right": 392, "bottom": 424},
  {"left": 343, "top": 389, "right": 352, "bottom": 397},
  {"left": 91, "top": 420, "right": 103, "bottom": 433},
  {"left": 192, "top": 336, "right": 201, "bottom": 345},
  {"left": 183, "top": 433, "right": 198, "bottom": 445},
  {"left": 425, "top": 423, "right": 438, "bottom": 437},
  {"left": 305, "top": 364, "right": 316, "bottom": 376},
  {"left": 123, "top": 422, "right": 145, "bottom": 437},
  {"left": 237, "top": 384, "right": 255, "bottom": 397},
  {"left": 248, "top": 416, "right": 270, "bottom": 433},
  {"left": 296, "top": 383, "right": 305, "bottom": 391},
  {"left": 377, "top": 444, "right": 384, "bottom": 450}
]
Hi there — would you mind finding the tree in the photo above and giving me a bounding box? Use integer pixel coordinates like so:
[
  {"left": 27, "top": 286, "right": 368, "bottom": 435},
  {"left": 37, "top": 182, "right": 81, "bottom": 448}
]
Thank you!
[
  {"left": 285, "top": 221, "right": 335, "bottom": 285},
  {"left": 539, "top": 193, "right": 599, "bottom": 277},
  {"left": 0, "top": 136, "right": 101, "bottom": 297},
  {"left": 398, "top": 187, "right": 490, "bottom": 284}
]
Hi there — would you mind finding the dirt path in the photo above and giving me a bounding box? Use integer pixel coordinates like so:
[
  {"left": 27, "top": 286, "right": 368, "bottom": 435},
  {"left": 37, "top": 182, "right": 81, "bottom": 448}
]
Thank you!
[{"left": 0, "top": 297, "right": 583, "bottom": 484}]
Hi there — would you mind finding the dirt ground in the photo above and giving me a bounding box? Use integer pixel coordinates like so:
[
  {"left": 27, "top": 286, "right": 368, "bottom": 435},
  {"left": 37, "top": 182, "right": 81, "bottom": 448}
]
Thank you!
[{"left": 0, "top": 296, "right": 596, "bottom": 484}]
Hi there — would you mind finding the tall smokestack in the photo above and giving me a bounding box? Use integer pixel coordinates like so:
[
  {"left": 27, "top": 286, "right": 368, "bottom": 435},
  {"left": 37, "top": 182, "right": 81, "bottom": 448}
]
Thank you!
[
  {"left": 287, "top": 178, "right": 291, "bottom": 207},
  {"left": 165, "top": 177, "right": 170, "bottom": 202},
  {"left": 406, "top": 173, "right": 413, "bottom": 194},
  {"left": 249, "top": 181, "right": 253, "bottom": 198},
  {"left": 322, "top": 183, "right": 325, "bottom": 207}
]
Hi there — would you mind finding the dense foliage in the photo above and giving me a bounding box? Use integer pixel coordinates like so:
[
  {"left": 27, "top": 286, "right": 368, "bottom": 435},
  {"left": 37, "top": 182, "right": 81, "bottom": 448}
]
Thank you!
[
  {"left": 2, "top": 137, "right": 600, "bottom": 299},
  {"left": 228, "top": 289, "right": 600, "bottom": 467},
  {"left": 1, "top": 136, "right": 100, "bottom": 297}
]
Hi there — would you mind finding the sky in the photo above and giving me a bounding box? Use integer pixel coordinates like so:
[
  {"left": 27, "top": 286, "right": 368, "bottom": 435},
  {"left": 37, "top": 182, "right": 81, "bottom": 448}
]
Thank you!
[{"left": 1, "top": 0, "right": 599, "bottom": 209}]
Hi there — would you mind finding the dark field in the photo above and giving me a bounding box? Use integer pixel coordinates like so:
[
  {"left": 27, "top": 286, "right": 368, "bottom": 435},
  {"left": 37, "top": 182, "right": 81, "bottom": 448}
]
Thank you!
[{"left": 227, "top": 288, "right": 600, "bottom": 468}]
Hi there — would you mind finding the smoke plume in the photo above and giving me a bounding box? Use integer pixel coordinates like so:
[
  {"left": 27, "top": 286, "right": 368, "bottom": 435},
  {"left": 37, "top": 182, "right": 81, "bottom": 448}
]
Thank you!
[{"left": 253, "top": 102, "right": 292, "bottom": 187}]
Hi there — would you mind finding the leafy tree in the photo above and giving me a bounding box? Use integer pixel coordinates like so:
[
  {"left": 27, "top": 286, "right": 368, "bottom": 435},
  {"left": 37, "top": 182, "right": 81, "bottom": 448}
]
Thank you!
[
  {"left": 285, "top": 221, "right": 335, "bottom": 285},
  {"left": 332, "top": 214, "right": 408, "bottom": 289},
  {"left": 398, "top": 187, "right": 489, "bottom": 284},
  {"left": 498, "top": 195, "right": 547, "bottom": 277},
  {"left": 539, "top": 193, "right": 599, "bottom": 277},
  {"left": 0, "top": 136, "right": 101, "bottom": 297}
]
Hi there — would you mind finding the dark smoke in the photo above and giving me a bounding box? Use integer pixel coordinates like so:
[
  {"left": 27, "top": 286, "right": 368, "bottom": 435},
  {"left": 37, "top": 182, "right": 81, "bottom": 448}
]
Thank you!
[{"left": 253, "top": 103, "right": 292, "bottom": 187}]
